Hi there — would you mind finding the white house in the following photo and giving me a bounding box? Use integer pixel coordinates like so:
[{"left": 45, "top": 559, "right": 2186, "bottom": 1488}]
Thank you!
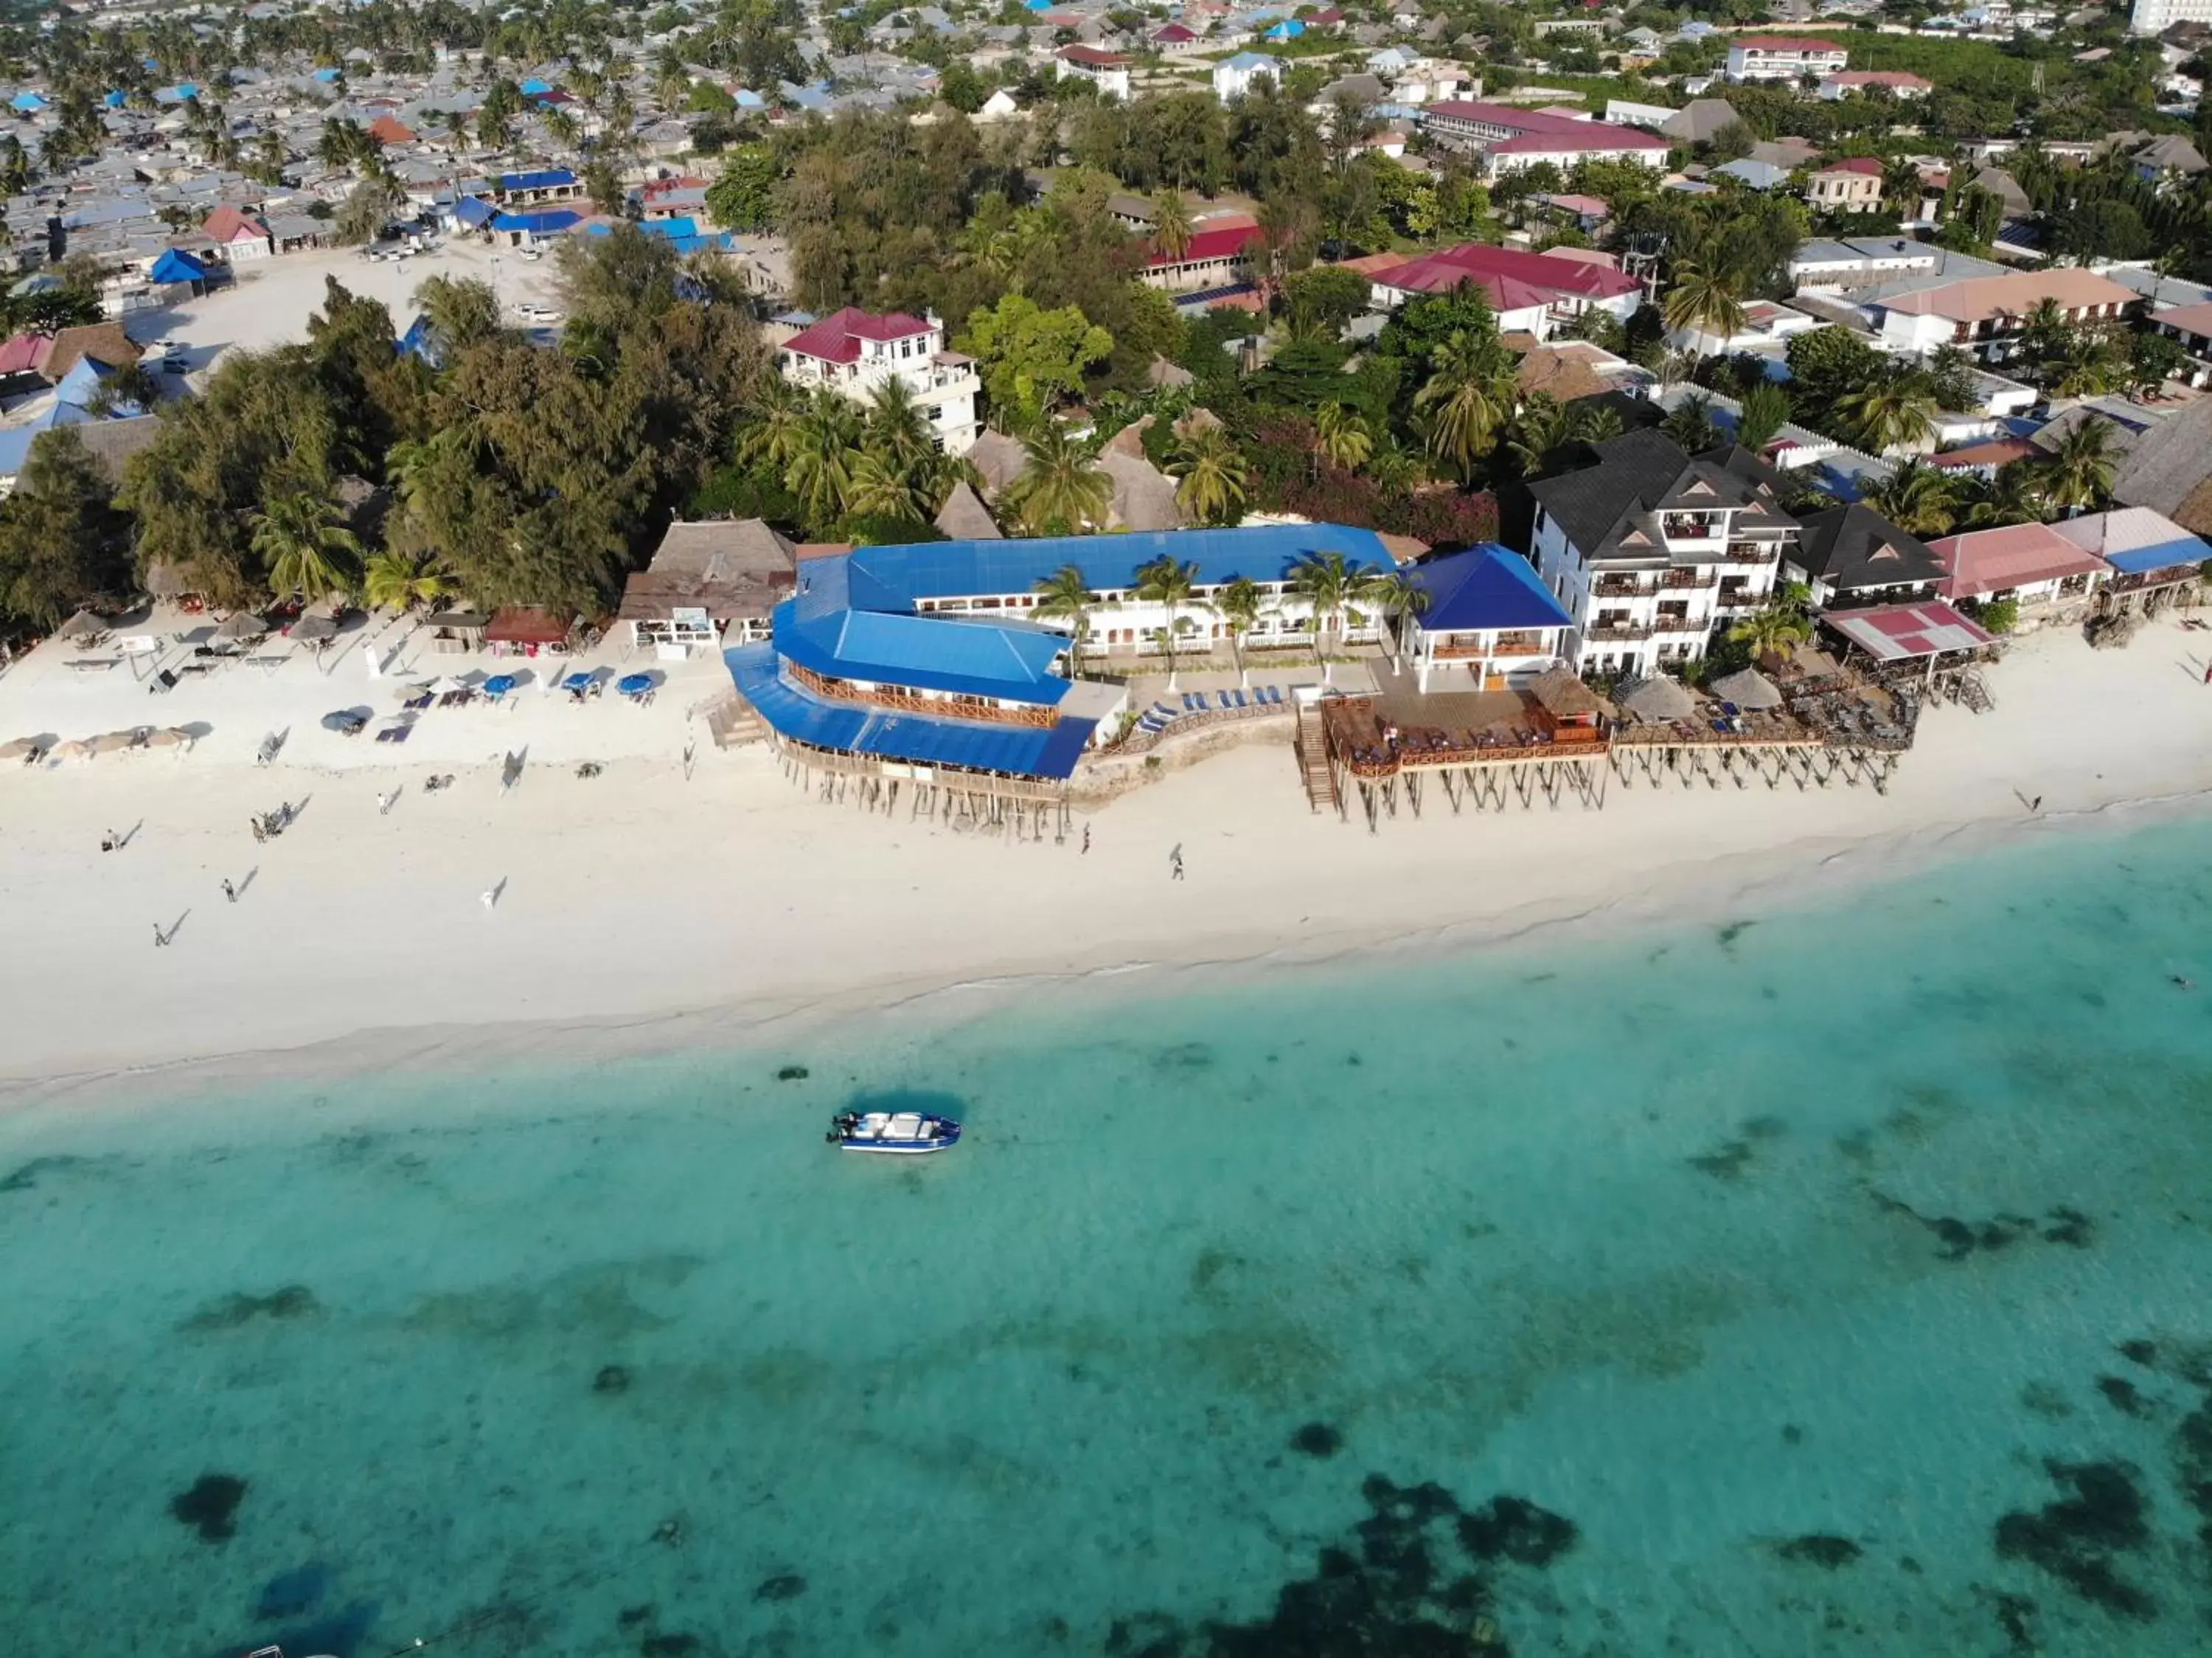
[
  {"left": 776, "top": 308, "right": 981, "bottom": 455},
  {"left": 1422, "top": 100, "right": 1668, "bottom": 178},
  {"left": 1528, "top": 431, "right": 1794, "bottom": 679},
  {"left": 1056, "top": 46, "right": 1131, "bottom": 100},
  {"left": 1724, "top": 36, "right": 1850, "bottom": 82},
  {"left": 1214, "top": 52, "right": 1280, "bottom": 102}
]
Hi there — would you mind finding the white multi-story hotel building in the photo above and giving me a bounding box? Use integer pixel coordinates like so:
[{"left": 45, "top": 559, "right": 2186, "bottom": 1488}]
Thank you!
[
  {"left": 775, "top": 307, "right": 981, "bottom": 455},
  {"left": 1529, "top": 431, "right": 1795, "bottom": 679},
  {"left": 1724, "top": 36, "right": 1850, "bottom": 82},
  {"left": 2131, "top": 0, "right": 2212, "bottom": 32}
]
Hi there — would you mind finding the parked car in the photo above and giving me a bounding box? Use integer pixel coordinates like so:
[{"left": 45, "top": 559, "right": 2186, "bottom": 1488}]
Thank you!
[
  {"left": 516, "top": 303, "right": 562, "bottom": 325},
  {"left": 145, "top": 339, "right": 187, "bottom": 373}
]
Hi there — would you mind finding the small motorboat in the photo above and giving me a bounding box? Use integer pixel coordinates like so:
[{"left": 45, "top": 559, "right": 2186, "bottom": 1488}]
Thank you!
[{"left": 827, "top": 1109, "right": 961, "bottom": 1155}]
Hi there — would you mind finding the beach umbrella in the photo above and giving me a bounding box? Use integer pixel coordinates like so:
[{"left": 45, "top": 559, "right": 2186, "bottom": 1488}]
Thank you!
[
  {"left": 1709, "top": 667, "right": 1783, "bottom": 710},
  {"left": 560, "top": 670, "right": 594, "bottom": 693},
  {"left": 428, "top": 674, "right": 465, "bottom": 694},
  {"left": 55, "top": 608, "right": 107, "bottom": 640},
  {"left": 291, "top": 614, "right": 338, "bottom": 643},
  {"left": 212, "top": 611, "right": 266, "bottom": 642},
  {"left": 321, "top": 708, "right": 369, "bottom": 732},
  {"left": 52, "top": 739, "right": 94, "bottom": 762},
  {"left": 1619, "top": 676, "right": 1694, "bottom": 724},
  {"left": 0, "top": 736, "right": 42, "bottom": 760},
  {"left": 144, "top": 726, "right": 192, "bottom": 749},
  {"left": 616, "top": 672, "right": 654, "bottom": 696},
  {"left": 87, "top": 729, "right": 141, "bottom": 754},
  {"left": 483, "top": 673, "right": 518, "bottom": 697}
]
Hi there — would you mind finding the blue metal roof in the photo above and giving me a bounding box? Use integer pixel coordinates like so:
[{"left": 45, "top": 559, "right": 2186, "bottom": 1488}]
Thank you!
[
  {"left": 147, "top": 248, "right": 207, "bottom": 285},
  {"left": 727, "top": 645, "right": 1095, "bottom": 778},
  {"left": 1407, "top": 544, "right": 1573, "bottom": 633},
  {"left": 490, "top": 208, "right": 580, "bottom": 235},
  {"left": 501, "top": 167, "right": 577, "bottom": 191},
  {"left": 2104, "top": 534, "right": 2211, "bottom": 575},
  {"left": 777, "top": 597, "right": 1072, "bottom": 704},
  {"left": 452, "top": 195, "right": 496, "bottom": 227},
  {"left": 832, "top": 524, "right": 1395, "bottom": 604}
]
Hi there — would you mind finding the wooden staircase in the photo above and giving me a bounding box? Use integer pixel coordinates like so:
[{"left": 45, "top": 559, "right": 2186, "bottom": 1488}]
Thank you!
[{"left": 1293, "top": 699, "right": 1338, "bottom": 814}]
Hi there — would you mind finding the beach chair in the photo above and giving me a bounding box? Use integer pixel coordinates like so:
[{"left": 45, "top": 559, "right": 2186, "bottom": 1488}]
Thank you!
[
  {"left": 403, "top": 691, "right": 433, "bottom": 711},
  {"left": 1230, "top": 688, "right": 1248, "bottom": 708},
  {"left": 1181, "top": 692, "right": 1203, "bottom": 712},
  {"left": 375, "top": 724, "right": 411, "bottom": 745},
  {"left": 1262, "top": 685, "right": 1284, "bottom": 705}
]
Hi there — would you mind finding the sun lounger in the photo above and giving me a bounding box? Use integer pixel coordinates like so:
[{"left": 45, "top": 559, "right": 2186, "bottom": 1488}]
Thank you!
[
  {"left": 150, "top": 668, "right": 178, "bottom": 694},
  {"left": 1225, "top": 688, "right": 1245, "bottom": 708},
  {"left": 403, "top": 692, "right": 433, "bottom": 711},
  {"left": 1181, "top": 692, "right": 1202, "bottom": 712},
  {"left": 1260, "top": 685, "right": 1283, "bottom": 705},
  {"left": 375, "top": 724, "right": 411, "bottom": 744},
  {"left": 68, "top": 657, "right": 118, "bottom": 672}
]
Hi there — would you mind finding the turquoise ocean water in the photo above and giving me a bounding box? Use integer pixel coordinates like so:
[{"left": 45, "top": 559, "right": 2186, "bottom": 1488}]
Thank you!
[{"left": 5, "top": 819, "right": 2212, "bottom": 1658}]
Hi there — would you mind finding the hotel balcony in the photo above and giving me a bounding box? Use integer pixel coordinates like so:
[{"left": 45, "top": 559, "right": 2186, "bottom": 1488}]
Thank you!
[
  {"left": 1660, "top": 514, "right": 1722, "bottom": 541},
  {"left": 1593, "top": 575, "right": 1657, "bottom": 598},
  {"left": 1659, "top": 569, "right": 1717, "bottom": 591},
  {"left": 1431, "top": 631, "right": 1551, "bottom": 659},
  {"left": 1717, "top": 541, "right": 1780, "bottom": 564},
  {"left": 1585, "top": 620, "right": 1655, "bottom": 642}
]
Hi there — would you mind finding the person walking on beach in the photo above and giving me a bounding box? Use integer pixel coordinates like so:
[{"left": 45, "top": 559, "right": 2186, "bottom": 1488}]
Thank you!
[
  {"left": 1169, "top": 844, "right": 1185, "bottom": 881},
  {"left": 481, "top": 887, "right": 498, "bottom": 911},
  {"left": 152, "top": 923, "right": 167, "bottom": 948},
  {"left": 378, "top": 789, "right": 395, "bottom": 816},
  {"left": 2202, "top": 662, "right": 2211, "bottom": 685},
  {"left": 220, "top": 878, "right": 235, "bottom": 903},
  {"left": 100, "top": 830, "right": 114, "bottom": 853},
  {"left": 1082, "top": 824, "right": 1091, "bottom": 855}
]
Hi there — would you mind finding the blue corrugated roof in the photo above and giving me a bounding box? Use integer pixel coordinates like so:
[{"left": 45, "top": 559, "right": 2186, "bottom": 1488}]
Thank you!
[
  {"left": 452, "top": 195, "right": 496, "bottom": 227},
  {"left": 148, "top": 248, "right": 207, "bottom": 285},
  {"left": 501, "top": 167, "right": 577, "bottom": 191},
  {"left": 778, "top": 598, "right": 1071, "bottom": 703},
  {"left": 728, "top": 645, "right": 1094, "bottom": 778},
  {"left": 490, "top": 208, "right": 580, "bottom": 235},
  {"left": 2104, "top": 535, "right": 2210, "bottom": 575},
  {"left": 833, "top": 524, "right": 1395, "bottom": 604},
  {"left": 1407, "top": 544, "right": 1572, "bottom": 632}
]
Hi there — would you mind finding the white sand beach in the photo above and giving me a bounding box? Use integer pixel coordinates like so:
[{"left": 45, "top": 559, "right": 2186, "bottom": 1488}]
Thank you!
[{"left": 2, "top": 615, "right": 2211, "bottom": 1091}]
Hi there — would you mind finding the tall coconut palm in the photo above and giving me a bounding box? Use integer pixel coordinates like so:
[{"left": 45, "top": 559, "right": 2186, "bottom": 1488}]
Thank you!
[
  {"left": 1216, "top": 575, "right": 1265, "bottom": 687},
  {"left": 1006, "top": 423, "right": 1112, "bottom": 534},
  {"left": 1414, "top": 330, "right": 1513, "bottom": 481},
  {"left": 783, "top": 393, "right": 862, "bottom": 530},
  {"left": 1133, "top": 555, "right": 1214, "bottom": 690},
  {"left": 1168, "top": 424, "right": 1248, "bottom": 524},
  {"left": 864, "top": 375, "right": 934, "bottom": 477},
  {"left": 1866, "top": 457, "right": 1964, "bottom": 537},
  {"left": 2036, "top": 417, "right": 2115, "bottom": 513},
  {"left": 1032, "top": 563, "right": 1099, "bottom": 679},
  {"left": 1152, "top": 188, "right": 1194, "bottom": 263},
  {"left": 361, "top": 549, "right": 455, "bottom": 611},
  {"left": 843, "top": 451, "right": 933, "bottom": 522},
  {"left": 1364, "top": 568, "right": 1432, "bottom": 670},
  {"left": 1314, "top": 400, "right": 1373, "bottom": 472},
  {"left": 1662, "top": 263, "right": 1746, "bottom": 353},
  {"left": 1735, "top": 381, "right": 1792, "bottom": 453},
  {"left": 1834, "top": 377, "right": 1938, "bottom": 454},
  {"left": 736, "top": 378, "right": 810, "bottom": 475},
  {"left": 252, "top": 491, "right": 360, "bottom": 602},
  {"left": 1660, "top": 392, "right": 1720, "bottom": 455},
  {"left": 1504, "top": 395, "right": 1570, "bottom": 476},
  {"left": 1967, "top": 459, "right": 2046, "bottom": 527},
  {"left": 1287, "top": 550, "right": 1385, "bottom": 684}
]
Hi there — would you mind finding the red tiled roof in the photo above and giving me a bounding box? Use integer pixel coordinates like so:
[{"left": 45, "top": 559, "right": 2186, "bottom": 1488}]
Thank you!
[
  {"left": 1929, "top": 438, "right": 2036, "bottom": 470},
  {"left": 1817, "top": 156, "right": 1885, "bottom": 176},
  {"left": 1387, "top": 242, "right": 1641, "bottom": 301},
  {"left": 1060, "top": 45, "right": 1130, "bottom": 67},
  {"left": 367, "top": 114, "right": 417, "bottom": 145},
  {"left": 0, "top": 332, "right": 51, "bottom": 374},
  {"left": 1153, "top": 23, "right": 1198, "bottom": 40},
  {"left": 201, "top": 204, "right": 268, "bottom": 243},
  {"left": 782, "top": 306, "right": 933, "bottom": 364}
]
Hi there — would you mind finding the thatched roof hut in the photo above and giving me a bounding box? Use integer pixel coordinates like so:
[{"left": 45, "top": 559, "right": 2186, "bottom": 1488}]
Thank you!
[
  {"left": 1619, "top": 675, "right": 1694, "bottom": 724},
  {"left": 933, "top": 479, "right": 1001, "bottom": 541},
  {"left": 1709, "top": 667, "right": 1782, "bottom": 710}
]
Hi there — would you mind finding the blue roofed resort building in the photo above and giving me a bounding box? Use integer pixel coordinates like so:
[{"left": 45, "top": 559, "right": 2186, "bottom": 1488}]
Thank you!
[{"left": 721, "top": 524, "right": 1574, "bottom": 793}]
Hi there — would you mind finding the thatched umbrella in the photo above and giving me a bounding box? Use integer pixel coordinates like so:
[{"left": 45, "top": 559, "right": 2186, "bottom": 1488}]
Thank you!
[
  {"left": 0, "top": 736, "right": 42, "bottom": 760},
  {"left": 1620, "top": 676, "right": 1694, "bottom": 724},
  {"left": 291, "top": 614, "right": 338, "bottom": 644},
  {"left": 144, "top": 726, "right": 192, "bottom": 749},
  {"left": 1710, "top": 667, "right": 1783, "bottom": 710},
  {"left": 212, "top": 611, "right": 266, "bottom": 642},
  {"left": 141, "top": 561, "right": 193, "bottom": 603},
  {"left": 87, "top": 729, "right": 141, "bottom": 755},
  {"left": 52, "top": 739, "right": 94, "bottom": 762},
  {"left": 55, "top": 608, "right": 106, "bottom": 640}
]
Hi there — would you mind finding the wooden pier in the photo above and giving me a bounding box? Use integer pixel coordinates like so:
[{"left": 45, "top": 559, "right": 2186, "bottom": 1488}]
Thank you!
[{"left": 768, "top": 735, "right": 1074, "bottom": 842}]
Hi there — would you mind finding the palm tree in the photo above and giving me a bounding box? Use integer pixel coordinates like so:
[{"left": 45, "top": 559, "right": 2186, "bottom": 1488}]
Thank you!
[
  {"left": 736, "top": 378, "right": 809, "bottom": 475},
  {"left": 1169, "top": 425, "right": 1248, "bottom": 524},
  {"left": 1415, "top": 330, "right": 1512, "bottom": 480},
  {"left": 1866, "top": 457, "right": 1964, "bottom": 537},
  {"left": 1662, "top": 263, "right": 1746, "bottom": 353},
  {"left": 1286, "top": 551, "right": 1386, "bottom": 684},
  {"left": 361, "top": 549, "right": 454, "bottom": 611},
  {"left": 1364, "top": 569, "right": 1432, "bottom": 670},
  {"left": 252, "top": 491, "right": 360, "bottom": 602},
  {"left": 1216, "top": 575, "right": 1265, "bottom": 687},
  {"left": 864, "top": 376, "right": 934, "bottom": 477},
  {"left": 783, "top": 394, "right": 862, "bottom": 530},
  {"left": 1314, "top": 401, "right": 1373, "bottom": 472},
  {"left": 1005, "top": 423, "right": 1112, "bottom": 534},
  {"left": 2037, "top": 417, "right": 2115, "bottom": 513},
  {"left": 1152, "top": 188, "right": 1193, "bottom": 263},
  {"left": 1504, "top": 395, "right": 1570, "bottom": 476},
  {"left": 1032, "top": 563, "right": 1099, "bottom": 679},
  {"left": 1728, "top": 597, "right": 1812, "bottom": 662},
  {"left": 1967, "top": 459, "right": 2046, "bottom": 528},
  {"left": 1834, "top": 378, "right": 1938, "bottom": 454},
  {"left": 1133, "top": 555, "right": 1214, "bottom": 690},
  {"left": 1660, "top": 392, "right": 1720, "bottom": 455},
  {"left": 844, "top": 451, "right": 933, "bottom": 521}
]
